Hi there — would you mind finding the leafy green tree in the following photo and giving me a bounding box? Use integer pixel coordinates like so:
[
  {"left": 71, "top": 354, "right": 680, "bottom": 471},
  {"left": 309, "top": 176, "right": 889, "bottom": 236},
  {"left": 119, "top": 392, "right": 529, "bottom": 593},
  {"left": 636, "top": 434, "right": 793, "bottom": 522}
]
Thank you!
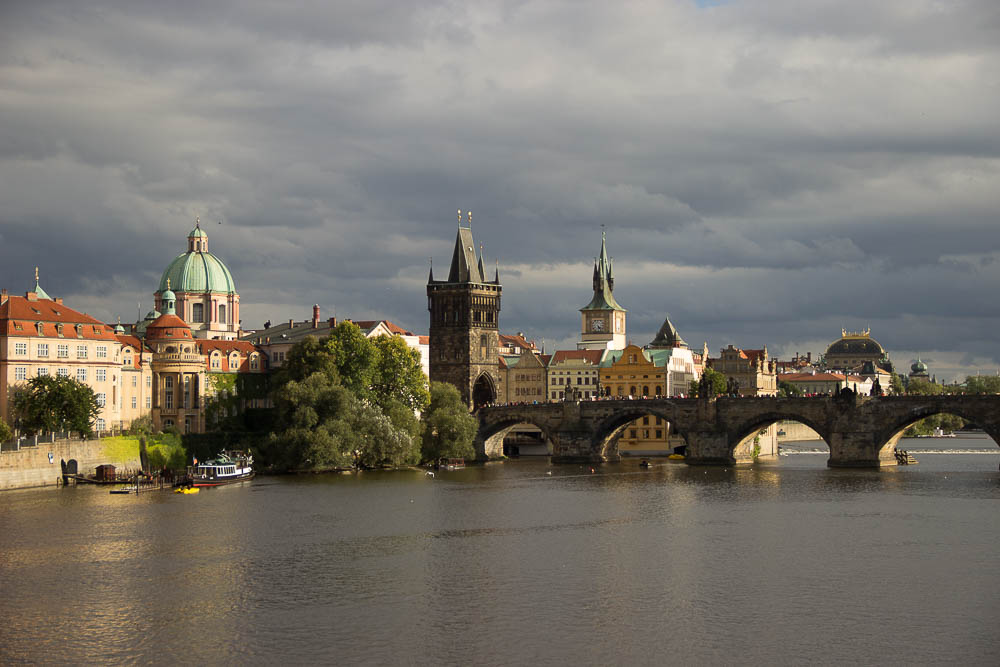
[
  {"left": 344, "top": 399, "right": 420, "bottom": 468},
  {"left": 264, "top": 372, "right": 357, "bottom": 471},
  {"left": 690, "top": 368, "right": 727, "bottom": 397},
  {"left": 126, "top": 415, "right": 154, "bottom": 436},
  {"left": 0, "top": 417, "right": 12, "bottom": 443},
  {"left": 10, "top": 375, "right": 100, "bottom": 437},
  {"left": 778, "top": 381, "right": 802, "bottom": 397},
  {"left": 274, "top": 336, "right": 340, "bottom": 386},
  {"left": 889, "top": 373, "right": 905, "bottom": 395},
  {"left": 962, "top": 375, "right": 1000, "bottom": 394},
  {"left": 371, "top": 334, "right": 430, "bottom": 413},
  {"left": 325, "top": 321, "right": 377, "bottom": 398},
  {"left": 906, "top": 378, "right": 943, "bottom": 396},
  {"left": 420, "top": 382, "right": 477, "bottom": 463}
]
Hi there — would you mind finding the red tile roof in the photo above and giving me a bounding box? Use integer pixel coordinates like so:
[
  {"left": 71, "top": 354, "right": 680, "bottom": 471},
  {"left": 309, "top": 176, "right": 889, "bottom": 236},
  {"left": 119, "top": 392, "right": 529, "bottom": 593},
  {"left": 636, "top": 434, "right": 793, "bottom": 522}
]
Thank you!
[
  {"left": 550, "top": 349, "right": 604, "bottom": 365},
  {"left": 1, "top": 295, "right": 118, "bottom": 340},
  {"left": 145, "top": 314, "right": 192, "bottom": 341},
  {"left": 198, "top": 340, "right": 263, "bottom": 373}
]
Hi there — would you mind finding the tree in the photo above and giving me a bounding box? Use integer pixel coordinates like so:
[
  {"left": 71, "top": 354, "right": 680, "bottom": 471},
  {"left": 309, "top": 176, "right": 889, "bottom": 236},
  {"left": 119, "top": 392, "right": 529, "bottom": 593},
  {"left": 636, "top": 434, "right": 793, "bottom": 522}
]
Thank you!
[
  {"left": 370, "top": 334, "right": 430, "bottom": 413},
  {"left": 778, "top": 381, "right": 802, "bottom": 397},
  {"left": 906, "top": 378, "right": 943, "bottom": 396},
  {"left": 690, "top": 368, "right": 727, "bottom": 397},
  {"left": 325, "top": 321, "right": 377, "bottom": 398},
  {"left": 0, "top": 417, "right": 11, "bottom": 443},
  {"left": 962, "top": 375, "right": 1000, "bottom": 394},
  {"left": 889, "top": 373, "right": 905, "bottom": 396},
  {"left": 10, "top": 375, "right": 100, "bottom": 437},
  {"left": 420, "top": 382, "right": 478, "bottom": 463},
  {"left": 274, "top": 336, "right": 340, "bottom": 387}
]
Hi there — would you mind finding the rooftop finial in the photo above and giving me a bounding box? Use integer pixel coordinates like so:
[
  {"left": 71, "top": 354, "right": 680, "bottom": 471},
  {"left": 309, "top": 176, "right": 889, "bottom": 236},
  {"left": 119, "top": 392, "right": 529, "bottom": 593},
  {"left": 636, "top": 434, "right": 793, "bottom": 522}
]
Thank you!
[
  {"left": 458, "top": 209, "right": 462, "bottom": 224},
  {"left": 196, "top": 216, "right": 201, "bottom": 228},
  {"left": 34, "top": 266, "right": 39, "bottom": 281},
  {"left": 468, "top": 210, "right": 472, "bottom": 228},
  {"left": 166, "top": 278, "right": 171, "bottom": 290}
]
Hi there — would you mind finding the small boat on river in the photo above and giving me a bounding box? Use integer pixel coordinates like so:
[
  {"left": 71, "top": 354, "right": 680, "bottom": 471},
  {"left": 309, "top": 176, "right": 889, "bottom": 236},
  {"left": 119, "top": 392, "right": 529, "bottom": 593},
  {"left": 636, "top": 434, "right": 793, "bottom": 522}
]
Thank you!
[
  {"left": 185, "top": 451, "right": 254, "bottom": 487},
  {"left": 435, "top": 458, "right": 465, "bottom": 471}
]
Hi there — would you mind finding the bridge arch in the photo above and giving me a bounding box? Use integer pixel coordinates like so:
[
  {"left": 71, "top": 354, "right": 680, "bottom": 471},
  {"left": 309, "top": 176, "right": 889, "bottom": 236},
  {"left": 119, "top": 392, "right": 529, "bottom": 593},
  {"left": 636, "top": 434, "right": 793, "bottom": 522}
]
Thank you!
[
  {"left": 593, "top": 405, "right": 691, "bottom": 460},
  {"left": 873, "top": 401, "right": 1000, "bottom": 461},
  {"left": 729, "top": 411, "right": 832, "bottom": 460},
  {"left": 477, "top": 417, "right": 557, "bottom": 460}
]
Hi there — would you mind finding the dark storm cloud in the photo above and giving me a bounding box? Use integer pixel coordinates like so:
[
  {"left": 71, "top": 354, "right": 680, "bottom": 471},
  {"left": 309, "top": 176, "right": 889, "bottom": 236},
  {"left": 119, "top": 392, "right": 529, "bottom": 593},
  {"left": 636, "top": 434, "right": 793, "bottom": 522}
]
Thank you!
[{"left": 2, "top": 0, "right": 999, "bottom": 378}]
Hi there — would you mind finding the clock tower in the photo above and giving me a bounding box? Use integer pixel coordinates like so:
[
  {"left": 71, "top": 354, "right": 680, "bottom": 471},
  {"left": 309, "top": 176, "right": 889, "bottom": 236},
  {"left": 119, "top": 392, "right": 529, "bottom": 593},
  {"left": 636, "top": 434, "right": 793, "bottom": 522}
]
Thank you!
[{"left": 577, "top": 230, "right": 626, "bottom": 350}]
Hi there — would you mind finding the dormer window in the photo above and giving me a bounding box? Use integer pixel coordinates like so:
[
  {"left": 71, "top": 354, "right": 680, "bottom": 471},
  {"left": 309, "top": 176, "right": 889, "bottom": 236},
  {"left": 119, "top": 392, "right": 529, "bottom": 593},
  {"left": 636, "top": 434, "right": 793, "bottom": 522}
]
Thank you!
[
  {"left": 56, "top": 323, "right": 64, "bottom": 336},
  {"left": 75, "top": 324, "right": 83, "bottom": 337},
  {"left": 35, "top": 322, "right": 43, "bottom": 335}
]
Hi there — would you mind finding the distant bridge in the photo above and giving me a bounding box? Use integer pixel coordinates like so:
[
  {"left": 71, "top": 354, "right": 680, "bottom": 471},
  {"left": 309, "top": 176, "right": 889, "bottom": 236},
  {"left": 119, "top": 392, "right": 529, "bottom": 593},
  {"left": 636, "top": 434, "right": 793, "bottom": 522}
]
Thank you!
[{"left": 475, "top": 395, "right": 1000, "bottom": 467}]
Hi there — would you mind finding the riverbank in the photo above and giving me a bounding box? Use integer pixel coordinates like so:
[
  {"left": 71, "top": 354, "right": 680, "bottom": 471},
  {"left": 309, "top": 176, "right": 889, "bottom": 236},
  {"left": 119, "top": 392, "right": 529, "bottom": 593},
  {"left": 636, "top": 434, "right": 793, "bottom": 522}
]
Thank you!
[{"left": 0, "top": 436, "right": 142, "bottom": 491}]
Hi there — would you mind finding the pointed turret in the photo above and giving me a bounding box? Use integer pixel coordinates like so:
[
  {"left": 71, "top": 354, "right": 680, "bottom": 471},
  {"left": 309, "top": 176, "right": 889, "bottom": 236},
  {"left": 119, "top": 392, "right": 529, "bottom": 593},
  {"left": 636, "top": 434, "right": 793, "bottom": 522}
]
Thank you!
[
  {"left": 649, "top": 314, "right": 687, "bottom": 349},
  {"left": 32, "top": 267, "right": 51, "bottom": 300}
]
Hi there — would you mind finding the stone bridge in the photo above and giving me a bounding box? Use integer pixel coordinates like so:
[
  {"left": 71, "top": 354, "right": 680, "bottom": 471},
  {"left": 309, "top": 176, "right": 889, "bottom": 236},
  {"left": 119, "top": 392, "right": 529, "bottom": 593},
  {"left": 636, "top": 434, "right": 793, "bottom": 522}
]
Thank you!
[{"left": 474, "top": 394, "right": 1000, "bottom": 467}]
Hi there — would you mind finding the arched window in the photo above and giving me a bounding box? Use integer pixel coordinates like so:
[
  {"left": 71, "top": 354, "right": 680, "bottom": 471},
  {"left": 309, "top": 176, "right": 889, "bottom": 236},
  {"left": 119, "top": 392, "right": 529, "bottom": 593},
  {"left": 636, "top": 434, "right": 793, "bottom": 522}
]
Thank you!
[
  {"left": 629, "top": 385, "right": 636, "bottom": 396},
  {"left": 192, "top": 303, "right": 204, "bottom": 323},
  {"left": 643, "top": 385, "right": 650, "bottom": 396},
  {"left": 218, "top": 304, "right": 227, "bottom": 325}
]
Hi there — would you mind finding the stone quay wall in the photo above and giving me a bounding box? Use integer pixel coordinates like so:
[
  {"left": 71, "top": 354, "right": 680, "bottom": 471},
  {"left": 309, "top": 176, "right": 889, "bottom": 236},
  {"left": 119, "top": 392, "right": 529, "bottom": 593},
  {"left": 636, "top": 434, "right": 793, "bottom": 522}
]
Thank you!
[
  {"left": 776, "top": 421, "right": 823, "bottom": 442},
  {"left": 0, "top": 438, "right": 141, "bottom": 491}
]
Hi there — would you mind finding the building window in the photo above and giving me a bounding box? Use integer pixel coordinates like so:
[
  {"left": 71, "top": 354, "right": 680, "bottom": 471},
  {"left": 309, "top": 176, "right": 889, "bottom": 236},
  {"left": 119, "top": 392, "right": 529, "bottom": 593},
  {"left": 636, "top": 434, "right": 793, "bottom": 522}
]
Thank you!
[
  {"left": 192, "top": 303, "right": 204, "bottom": 323},
  {"left": 15, "top": 367, "right": 26, "bottom": 381},
  {"left": 656, "top": 429, "right": 663, "bottom": 439},
  {"left": 37, "top": 343, "right": 49, "bottom": 357},
  {"left": 57, "top": 368, "right": 69, "bottom": 377},
  {"left": 97, "top": 345, "right": 107, "bottom": 358},
  {"left": 146, "top": 376, "right": 151, "bottom": 388},
  {"left": 211, "top": 354, "right": 220, "bottom": 370},
  {"left": 131, "top": 396, "right": 137, "bottom": 409},
  {"left": 37, "top": 367, "right": 49, "bottom": 377},
  {"left": 77, "top": 368, "right": 87, "bottom": 382},
  {"left": 250, "top": 355, "right": 259, "bottom": 370},
  {"left": 96, "top": 418, "right": 105, "bottom": 431},
  {"left": 131, "top": 375, "right": 137, "bottom": 387},
  {"left": 96, "top": 369, "right": 106, "bottom": 382},
  {"left": 77, "top": 345, "right": 88, "bottom": 359},
  {"left": 630, "top": 429, "right": 637, "bottom": 438},
  {"left": 96, "top": 393, "right": 106, "bottom": 407},
  {"left": 15, "top": 342, "right": 27, "bottom": 355},
  {"left": 57, "top": 344, "right": 69, "bottom": 358},
  {"left": 219, "top": 304, "right": 227, "bottom": 325}
]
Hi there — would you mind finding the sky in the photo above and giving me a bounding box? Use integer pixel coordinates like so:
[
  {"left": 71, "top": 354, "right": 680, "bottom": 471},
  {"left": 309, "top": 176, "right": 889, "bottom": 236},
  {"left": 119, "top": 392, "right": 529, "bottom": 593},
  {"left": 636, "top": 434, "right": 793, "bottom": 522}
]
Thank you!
[{"left": 1, "top": 0, "right": 999, "bottom": 382}]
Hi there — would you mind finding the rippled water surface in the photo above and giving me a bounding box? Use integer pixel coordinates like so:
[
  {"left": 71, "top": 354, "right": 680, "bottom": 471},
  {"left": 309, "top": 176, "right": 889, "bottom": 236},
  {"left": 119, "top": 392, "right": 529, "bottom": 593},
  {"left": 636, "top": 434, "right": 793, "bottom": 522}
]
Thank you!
[{"left": 2, "top": 437, "right": 998, "bottom": 665}]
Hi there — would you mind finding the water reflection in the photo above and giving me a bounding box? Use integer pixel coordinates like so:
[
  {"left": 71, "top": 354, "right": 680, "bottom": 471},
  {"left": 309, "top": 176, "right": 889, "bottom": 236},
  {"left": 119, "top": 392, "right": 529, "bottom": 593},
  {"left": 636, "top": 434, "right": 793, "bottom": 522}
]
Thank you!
[{"left": 1, "top": 454, "right": 998, "bottom": 665}]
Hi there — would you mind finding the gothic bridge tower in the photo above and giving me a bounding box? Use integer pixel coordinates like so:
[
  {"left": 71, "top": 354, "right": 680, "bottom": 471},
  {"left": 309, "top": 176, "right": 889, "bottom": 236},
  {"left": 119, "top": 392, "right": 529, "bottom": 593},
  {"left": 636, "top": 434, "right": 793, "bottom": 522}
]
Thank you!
[{"left": 427, "top": 212, "right": 502, "bottom": 409}]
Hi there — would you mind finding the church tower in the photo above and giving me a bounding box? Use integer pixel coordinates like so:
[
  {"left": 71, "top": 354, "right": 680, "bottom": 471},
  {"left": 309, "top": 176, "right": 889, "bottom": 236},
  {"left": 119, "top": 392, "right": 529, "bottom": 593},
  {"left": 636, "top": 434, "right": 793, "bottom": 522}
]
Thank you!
[
  {"left": 427, "top": 212, "right": 502, "bottom": 409},
  {"left": 577, "top": 230, "right": 626, "bottom": 350}
]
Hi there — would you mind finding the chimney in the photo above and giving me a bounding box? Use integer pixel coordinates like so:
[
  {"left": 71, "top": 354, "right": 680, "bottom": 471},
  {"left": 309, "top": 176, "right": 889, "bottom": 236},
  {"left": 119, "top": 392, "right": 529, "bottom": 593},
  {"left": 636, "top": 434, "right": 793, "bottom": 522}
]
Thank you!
[
  {"left": 55, "top": 297, "right": 63, "bottom": 305},
  {"left": 312, "top": 305, "right": 320, "bottom": 328},
  {"left": 328, "top": 317, "right": 337, "bottom": 328},
  {"left": 26, "top": 291, "right": 37, "bottom": 302},
  {"left": 288, "top": 319, "right": 294, "bottom": 328},
  {"left": 0, "top": 288, "right": 6, "bottom": 305}
]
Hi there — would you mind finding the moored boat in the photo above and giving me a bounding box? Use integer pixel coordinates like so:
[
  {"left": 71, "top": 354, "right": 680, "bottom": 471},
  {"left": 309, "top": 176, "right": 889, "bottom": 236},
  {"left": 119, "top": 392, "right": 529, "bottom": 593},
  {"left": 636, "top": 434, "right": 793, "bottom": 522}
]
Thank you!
[{"left": 185, "top": 451, "right": 254, "bottom": 487}]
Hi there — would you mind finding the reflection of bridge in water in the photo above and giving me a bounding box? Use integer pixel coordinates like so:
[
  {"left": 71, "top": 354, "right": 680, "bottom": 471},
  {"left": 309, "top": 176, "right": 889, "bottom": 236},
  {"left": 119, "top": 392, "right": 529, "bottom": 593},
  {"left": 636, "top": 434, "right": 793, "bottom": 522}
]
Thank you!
[{"left": 475, "top": 395, "right": 1000, "bottom": 467}]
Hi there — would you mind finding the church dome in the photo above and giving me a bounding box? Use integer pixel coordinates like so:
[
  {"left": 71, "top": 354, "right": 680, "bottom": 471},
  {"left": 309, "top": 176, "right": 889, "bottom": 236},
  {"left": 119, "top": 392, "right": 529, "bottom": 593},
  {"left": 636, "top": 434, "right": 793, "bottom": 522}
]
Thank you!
[
  {"left": 825, "top": 330, "right": 885, "bottom": 358},
  {"left": 157, "top": 222, "right": 236, "bottom": 294},
  {"left": 145, "top": 313, "right": 193, "bottom": 341},
  {"left": 911, "top": 359, "right": 928, "bottom": 374}
]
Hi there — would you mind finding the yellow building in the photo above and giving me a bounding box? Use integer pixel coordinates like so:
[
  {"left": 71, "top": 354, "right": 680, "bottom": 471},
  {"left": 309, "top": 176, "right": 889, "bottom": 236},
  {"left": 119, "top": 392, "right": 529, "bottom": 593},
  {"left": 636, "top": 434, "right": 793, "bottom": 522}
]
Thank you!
[
  {"left": 0, "top": 275, "right": 128, "bottom": 434},
  {"left": 497, "top": 350, "right": 549, "bottom": 403},
  {"left": 547, "top": 349, "right": 605, "bottom": 401},
  {"left": 599, "top": 344, "right": 686, "bottom": 455},
  {"left": 709, "top": 345, "right": 778, "bottom": 396}
]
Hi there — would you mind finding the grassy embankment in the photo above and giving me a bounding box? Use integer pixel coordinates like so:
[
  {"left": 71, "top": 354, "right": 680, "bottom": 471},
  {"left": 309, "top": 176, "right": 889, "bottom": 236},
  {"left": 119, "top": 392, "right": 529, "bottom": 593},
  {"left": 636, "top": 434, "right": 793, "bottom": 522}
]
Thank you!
[{"left": 100, "top": 433, "right": 187, "bottom": 469}]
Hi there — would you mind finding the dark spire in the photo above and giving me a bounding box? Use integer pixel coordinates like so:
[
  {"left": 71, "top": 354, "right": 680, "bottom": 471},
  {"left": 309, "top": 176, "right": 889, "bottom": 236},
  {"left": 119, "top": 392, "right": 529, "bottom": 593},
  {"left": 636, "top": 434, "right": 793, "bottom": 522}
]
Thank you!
[
  {"left": 477, "top": 243, "right": 487, "bottom": 282},
  {"left": 649, "top": 314, "right": 687, "bottom": 349},
  {"left": 581, "top": 229, "right": 624, "bottom": 312}
]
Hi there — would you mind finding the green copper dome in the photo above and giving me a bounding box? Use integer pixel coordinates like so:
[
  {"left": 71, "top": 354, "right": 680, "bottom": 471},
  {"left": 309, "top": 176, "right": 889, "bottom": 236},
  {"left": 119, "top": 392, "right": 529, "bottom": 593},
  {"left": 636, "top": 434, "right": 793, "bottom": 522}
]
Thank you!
[{"left": 158, "top": 250, "right": 236, "bottom": 294}]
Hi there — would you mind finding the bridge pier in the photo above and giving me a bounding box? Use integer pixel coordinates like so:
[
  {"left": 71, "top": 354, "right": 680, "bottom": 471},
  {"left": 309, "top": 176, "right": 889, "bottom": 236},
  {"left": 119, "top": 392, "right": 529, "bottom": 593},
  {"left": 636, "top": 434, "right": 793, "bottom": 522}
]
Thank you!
[
  {"left": 683, "top": 432, "right": 741, "bottom": 466},
  {"left": 827, "top": 431, "right": 897, "bottom": 468}
]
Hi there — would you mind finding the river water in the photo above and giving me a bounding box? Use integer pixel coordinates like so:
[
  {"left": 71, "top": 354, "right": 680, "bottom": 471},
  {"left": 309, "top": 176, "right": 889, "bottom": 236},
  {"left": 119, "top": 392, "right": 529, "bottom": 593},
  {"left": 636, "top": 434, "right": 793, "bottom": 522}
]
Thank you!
[{"left": 1, "top": 436, "right": 998, "bottom": 665}]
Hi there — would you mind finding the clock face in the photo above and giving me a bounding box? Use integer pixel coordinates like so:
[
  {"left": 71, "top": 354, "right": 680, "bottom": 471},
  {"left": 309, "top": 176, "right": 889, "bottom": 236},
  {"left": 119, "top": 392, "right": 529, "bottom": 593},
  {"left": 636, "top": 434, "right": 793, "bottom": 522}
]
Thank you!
[{"left": 591, "top": 319, "right": 604, "bottom": 332}]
